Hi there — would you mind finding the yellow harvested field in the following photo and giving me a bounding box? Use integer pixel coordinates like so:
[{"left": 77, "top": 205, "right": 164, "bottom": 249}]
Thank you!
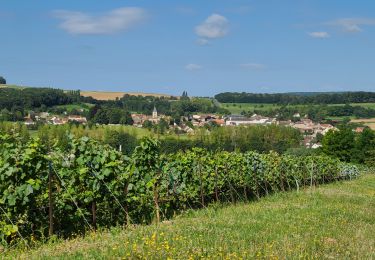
[
  {"left": 350, "top": 118, "right": 375, "bottom": 130},
  {"left": 80, "top": 91, "right": 176, "bottom": 100},
  {"left": 351, "top": 118, "right": 375, "bottom": 123}
]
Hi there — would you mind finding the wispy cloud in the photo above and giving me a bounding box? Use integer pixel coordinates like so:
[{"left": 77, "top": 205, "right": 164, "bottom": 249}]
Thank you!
[
  {"left": 240, "top": 63, "right": 266, "bottom": 70},
  {"left": 185, "top": 63, "right": 202, "bottom": 71},
  {"left": 52, "top": 7, "right": 147, "bottom": 35},
  {"left": 195, "top": 14, "right": 229, "bottom": 39},
  {"left": 196, "top": 38, "right": 210, "bottom": 46},
  {"left": 308, "top": 31, "right": 330, "bottom": 38},
  {"left": 328, "top": 18, "right": 375, "bottom": 33}
]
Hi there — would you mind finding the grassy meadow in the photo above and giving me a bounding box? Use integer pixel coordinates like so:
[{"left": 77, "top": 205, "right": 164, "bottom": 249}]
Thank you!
[
  {"left": 4, "top": 173, "right": 374, "bottom": 259},
  {"left": 220, "top": 102, "right": 375, "bottom": 116},
  {"left": 219, "top": 103, "right": 281, "bottom": 114},
  {"left": 54, "top": 103, "right": 95, "bottom": 112}
]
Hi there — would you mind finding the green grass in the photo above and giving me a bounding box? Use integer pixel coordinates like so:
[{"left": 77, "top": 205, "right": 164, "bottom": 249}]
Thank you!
[
  {"left": 220, "top": 102, "right": 375, "bottom": 115},
  {"left": 219, "top": 103, "right": 281, "bottom": 114},
  {"left": 4, "top": 173, "right": 375, "bottom": 259},
  {"left": 0, "top": 84, "right": 25, "bottom": 89},
  {"left": 328, "top": 103, "right": 375, "bottom": 109},
  {"left": 54, "top": 103, "right": 95, "bottom": 112}
]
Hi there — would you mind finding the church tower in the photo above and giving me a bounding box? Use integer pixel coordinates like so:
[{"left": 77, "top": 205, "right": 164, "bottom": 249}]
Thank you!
[{"left": 152, "top": 106, "right": 158, "bottom": 119}]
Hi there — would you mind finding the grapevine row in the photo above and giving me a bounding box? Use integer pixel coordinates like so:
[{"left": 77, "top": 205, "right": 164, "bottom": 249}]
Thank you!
[{"left": 0, "top": 133, "right": 359, "bottom": 245}]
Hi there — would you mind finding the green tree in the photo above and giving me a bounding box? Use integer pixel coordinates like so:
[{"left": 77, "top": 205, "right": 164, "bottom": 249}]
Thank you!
[
  {"left": 120, "top": 111, "right": 134, "bottom": 125},
  {"left": 181, "top": 91, "right": 190, "bottom": 101},
  {"left": 93, "top": 109, "right": 109, "bottom": 124},
  {"left": 0, "top": 76, "right": 6, "bottom": 84},
  {"left": 353, "top": 128, "right": 375, "bottom": 164},
  {"left": 142, "top": 120, "right": 153, "bottom": 130},
  {"left": 322, "top": 128, "right": 355, "bottom": 162}
]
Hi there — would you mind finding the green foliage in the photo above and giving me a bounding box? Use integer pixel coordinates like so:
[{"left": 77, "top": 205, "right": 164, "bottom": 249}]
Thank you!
[
  {"left": 322, "top": 128, "right": 375, "bottom": 164},
  {"left": 90, "top": 107, "right": 133, "bottom": 125},
  {"left": 322, "top": 128, "right": 355, "bottom": 162},
  {"left": 8, "top": 174, "right": 375, "bottom": 259},
  {"left": 0, "top": 77, "right": 6, "bottom": 85},
  {"left": 0, "top": 132, "right": 359, "bottom": 246},
  {"left": 216, "top": 92, "right": 375, "bottom": 104}
]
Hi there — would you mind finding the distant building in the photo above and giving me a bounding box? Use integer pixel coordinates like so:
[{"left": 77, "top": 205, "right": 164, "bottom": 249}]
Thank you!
[
  {"left": 24, "top": 118, "right": 35, "bottom": 126},
  {"left": 225, "top": 114, "right": 272, "bottom": 126},
  {"left": 51, "top": 116, "right": 67, "bottom": 125},
  {"left": 131, "top": 107, "right": 169, "bottom": 126},
  {"left": 152, "top": 106, "right": 158, "bottom": 119},
  {"left": 355, "top": 127, "right": 365, "bottom": 133},
  {"left": 68, "top": 115, "right": 87, "bottom": 124},
  {"left": 212, "top": 119, "right": 225, "bottom": 126},
  {"left": 311, "top": 143, "right": 322, "bottom": 149}
]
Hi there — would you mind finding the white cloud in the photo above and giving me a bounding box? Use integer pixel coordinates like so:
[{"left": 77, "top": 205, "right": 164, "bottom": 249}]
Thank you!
[
  {"left": 240, "top": 63, "right": 266, "bottom": 70},
  {"left": 52, "top": 7, "right": 147, "bottom": 35},
  {"left": 185, "top": 63, "right": 202, "bottom": 71},
  {"left": 196, "top": 38, "right": 210, "bottom": 46},
  {"left": 328, "top": 18, "right": 375, "bottom": 33},
  {"left": 308, "top": 31, "right": 330, "bottom": 38},
  {"left": 195, "top": 14, "right": 229, "bottom": 39}
]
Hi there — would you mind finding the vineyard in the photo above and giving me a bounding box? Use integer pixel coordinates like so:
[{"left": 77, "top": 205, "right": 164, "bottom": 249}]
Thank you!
[{"left": 0, "top": 132, "right": 359, "bottom": 247}]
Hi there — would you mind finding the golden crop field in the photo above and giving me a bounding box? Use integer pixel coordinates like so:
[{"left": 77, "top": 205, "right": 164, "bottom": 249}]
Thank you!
[
  {"left": 81, "top": 91, "right": 175, "bottom": 100},
  {"left": 351, "top": 118, "right": 375, "bottom": 130}
]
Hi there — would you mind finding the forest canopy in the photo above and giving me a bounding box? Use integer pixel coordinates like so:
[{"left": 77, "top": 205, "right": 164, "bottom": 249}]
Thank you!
[{"left": 215, "top": 92, "right": 375, "bottom": 104}]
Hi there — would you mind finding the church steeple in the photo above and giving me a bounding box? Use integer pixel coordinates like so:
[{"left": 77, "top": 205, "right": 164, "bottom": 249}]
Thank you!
[{"left": 152, "top": 106, "right": 158, "bottom": 119}]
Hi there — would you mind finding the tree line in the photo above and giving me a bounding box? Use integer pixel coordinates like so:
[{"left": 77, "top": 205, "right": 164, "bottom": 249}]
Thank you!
[
  {"left": 244, "top": 104, "right": 375, "bottom": 122},
  {"left": 215, "top": 91, "right": 375, "bottom": 104},
  {"left": 0, "top": 87, "right": 92, "bottom": 121}
]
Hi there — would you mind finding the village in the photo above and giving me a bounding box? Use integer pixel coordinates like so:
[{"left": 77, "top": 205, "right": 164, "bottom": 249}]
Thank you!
[{"left": 23, "top": 106, "right": 343, "bottom": 149}]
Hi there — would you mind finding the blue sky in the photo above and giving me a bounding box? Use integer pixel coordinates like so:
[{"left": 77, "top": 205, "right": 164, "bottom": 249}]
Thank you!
[{"left": 1, "top": 0, "right": 375, "bottom": 96}]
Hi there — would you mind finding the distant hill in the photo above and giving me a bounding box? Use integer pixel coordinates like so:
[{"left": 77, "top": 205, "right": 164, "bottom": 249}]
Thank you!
[
  {"left": 0, "top": 85, "right": 177, "bottom": 100},
  {"left": 80, "top": 90, "right": 176, "bottom": 100}
]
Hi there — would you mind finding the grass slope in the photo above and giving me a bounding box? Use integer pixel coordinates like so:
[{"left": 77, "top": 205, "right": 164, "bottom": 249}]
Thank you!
[
  {"left": 4, "top": 174, "right": 375, "bottom": 259},
  {"left": 220, "top": 102, "right": 375, "bottom": 115}
]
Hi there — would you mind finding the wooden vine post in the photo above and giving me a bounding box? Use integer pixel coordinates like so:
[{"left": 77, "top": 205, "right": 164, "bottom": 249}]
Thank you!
[
  {"left": 48, "top": 161, "right": 54, "bottom": 237},
  {"left": 124, "top": 182, "right": 130, "bottom": 226},
  {"left": 92, "top": 200, "right": 97, "bottom": 231},
  {"left": 153, "top": 177, "right": 160, "bottom": 224},
  {"left": 198, "top": 161, "right": 205, "bottom": 207},
  {"left": 215, "top": 166, "right": 219, "bottom": 202}
]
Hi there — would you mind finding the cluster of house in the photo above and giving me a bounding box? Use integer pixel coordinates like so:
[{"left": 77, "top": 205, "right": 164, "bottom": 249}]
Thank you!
[
  {"left": 24, "top": 112, "right": 87, "bottom": 126},
  {"left": 130, "top": 109, "right": 338, "bottom": 147},
  {"left": 194, "top": 114, "right": 337, "bottom": 148},
  {"left": 131, "top": 107, "right": 166, "bottom": 126},
  {"left": 284, "top": 118, "right": 336, "bottom": 148},
  {"left": 131, "top": 108, "right": 225, "bottom": 132},
  {"left": 25, "top": 107, "right": 340, "bottom": 149},
  {"left": 225, "top": 114, "right": 275, "bottom": 126}
]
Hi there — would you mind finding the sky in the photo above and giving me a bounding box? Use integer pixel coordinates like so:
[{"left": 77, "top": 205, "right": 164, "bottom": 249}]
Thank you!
[{"left": 1, "top": 0, "right": 375, "bottom": 96}]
